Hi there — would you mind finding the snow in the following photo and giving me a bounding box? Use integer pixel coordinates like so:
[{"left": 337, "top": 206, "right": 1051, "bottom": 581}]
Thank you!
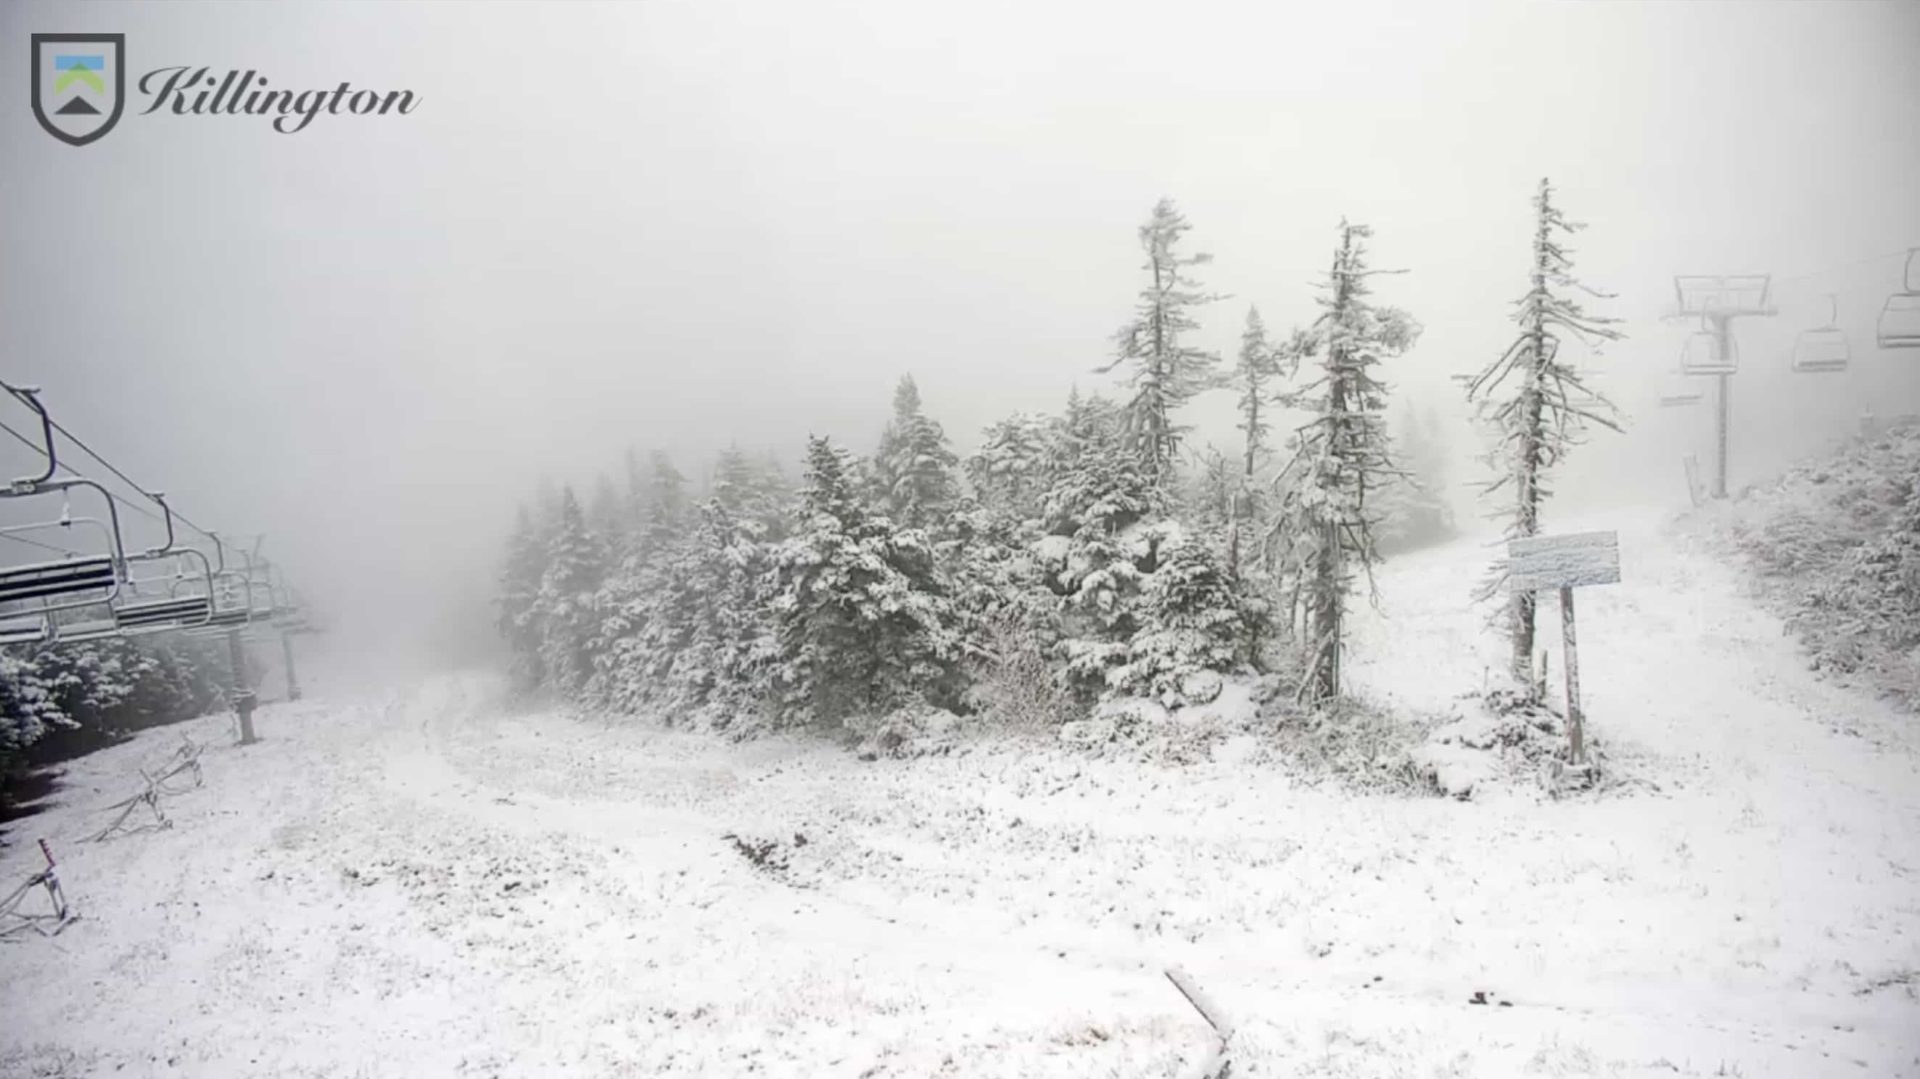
[{"left": 4, "top": 516, "right": 1919, "bottom": 1076}]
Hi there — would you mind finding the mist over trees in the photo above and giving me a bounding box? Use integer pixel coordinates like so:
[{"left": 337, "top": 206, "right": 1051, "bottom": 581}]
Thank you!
[{"left": 490, "top": 200, "right": 1469, "bottom": 734}]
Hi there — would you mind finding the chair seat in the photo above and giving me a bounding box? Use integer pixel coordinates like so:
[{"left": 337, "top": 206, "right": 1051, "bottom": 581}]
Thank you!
[{"left": 0, "top": 557, "right": 117, "bottom": 604}]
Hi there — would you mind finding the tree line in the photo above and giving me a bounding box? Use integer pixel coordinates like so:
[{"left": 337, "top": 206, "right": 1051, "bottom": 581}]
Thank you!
[{"left": 497, "top": 182, "right": 1622, "bottom": 732}]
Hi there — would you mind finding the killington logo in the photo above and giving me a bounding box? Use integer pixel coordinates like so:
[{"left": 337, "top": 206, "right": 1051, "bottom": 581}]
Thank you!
[
  {"left": 30, "top": 33, "right": 126, "bottom": 146},
  {"left": 29, "top": 32, "right": 420, "bottom": 145}
]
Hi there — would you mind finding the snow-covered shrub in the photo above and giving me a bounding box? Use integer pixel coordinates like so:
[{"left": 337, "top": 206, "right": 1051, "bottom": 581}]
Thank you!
[
  {"left": 1057, "top": 679, "right": 1264, "bottom": 765},
  {"left": 1704, "top": 416, "right": 1920, "bottom": 711},
  {"left": 845, "top": 702, "right": 965, "bottom": 760},
  {"left": 1411, "top": 688, "right": 1598, "bottom": 799},
  {"left": 964, "top": 601, "right": 1074, "bottom": 731},
  {"left": 1061, "top": 697, "right": 1217, "bottom": 766},
  {"left": 1265, "top": 691, "right": 1432, "bottom": 794},
  {"left": 1, "top": 635, "right": 230, "bottom": 792},
  {"left": 0, "top": 650, "right": 71, "bottom": 768}
]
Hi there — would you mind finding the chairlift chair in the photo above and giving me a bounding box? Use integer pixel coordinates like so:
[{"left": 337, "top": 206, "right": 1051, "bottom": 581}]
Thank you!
[
  {"left": 115, "top": 548, "right": 216, "bottom": 635},
  {"left": 1679, "top": 321, "right": 1738, "bottom": 376},
  {"left": 0, "top": 613, "right": 49, "bottom": 646},
  {"left": 1792, "top": 294, "right": 1850, "bottom": 373},
  {"left": 1879, "top": 249, "right": 1920, "bottom": 349},
  {"left": 0, "top": 500, "right": 126, "bottom": 613},
  {"left": 0, "top": 385, "right": 131, "bottom": 614}
]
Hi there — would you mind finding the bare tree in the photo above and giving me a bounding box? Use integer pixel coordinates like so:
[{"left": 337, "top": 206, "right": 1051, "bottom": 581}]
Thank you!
[{"left": 1460, "top": 178, "right": 1624, "bottom": 690}]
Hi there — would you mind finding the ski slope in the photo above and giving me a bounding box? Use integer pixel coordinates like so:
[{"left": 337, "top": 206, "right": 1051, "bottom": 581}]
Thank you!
[{"left": 3, "top": 516, "right": 1917, "bottom": 1078}]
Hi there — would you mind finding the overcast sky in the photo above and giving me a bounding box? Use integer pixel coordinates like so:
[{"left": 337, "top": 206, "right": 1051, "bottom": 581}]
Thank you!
[{"left": 3, "top": 1, "right": 1917, "bottom": 670}]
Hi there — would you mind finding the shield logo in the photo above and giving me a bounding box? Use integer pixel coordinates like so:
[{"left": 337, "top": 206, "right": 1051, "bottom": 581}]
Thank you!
[{"left": 30, "top": 33, "right": 126, "bottom": 146}]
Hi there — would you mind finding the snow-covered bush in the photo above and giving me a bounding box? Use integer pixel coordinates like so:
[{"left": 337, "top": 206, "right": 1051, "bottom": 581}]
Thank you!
[
  {"left": 845, "top": 702, "right": 965, "bottom": 760},
  {"left": 0, "top": 650, "right": 70, "bottom": 766},
  {"left": 1704, "top": 416, "right": 1920, "bottom": 711},
  {"left": 1, "top": 635, "right": 231, "bottom": 793},
  {"left": 1411, "top": 688, "right": 1592, "bottom": 799},
  {"left": 1265, "top": 690, "right": 1433, "bottom": 794}
]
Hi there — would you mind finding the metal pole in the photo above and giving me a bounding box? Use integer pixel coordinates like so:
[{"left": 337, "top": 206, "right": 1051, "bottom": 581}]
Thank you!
[
  {"left": 227, "top": 628, "right": 257, "bottom": 745},
  {"left": 280, "top": 630, "right": 301, "bottom": 702},
  {"left": 1560, "top": 586, "right": 1584, "bottom": 764},
  {"left": 1714, "top": 368, "right": 1730, "bottom": 499}
]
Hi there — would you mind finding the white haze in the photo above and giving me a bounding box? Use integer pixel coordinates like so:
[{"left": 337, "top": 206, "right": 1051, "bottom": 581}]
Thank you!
[{"left": 2, "top": 0, "right": 1917, "bottom": 677}]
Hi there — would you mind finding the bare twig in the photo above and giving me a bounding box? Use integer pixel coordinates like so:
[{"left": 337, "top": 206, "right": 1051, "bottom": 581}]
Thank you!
[{"left": 1166, "top": 966, "right": 1234, "bottom": 1079}]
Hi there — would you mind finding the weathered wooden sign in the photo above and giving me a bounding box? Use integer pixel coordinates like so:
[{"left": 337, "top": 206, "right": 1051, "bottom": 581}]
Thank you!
[
  {"left": 1507, "top": 530, "right": 1620, "bottom": 593},
  {"left": 1507, "top": 529, "right": 1621, "bottom": 768}
]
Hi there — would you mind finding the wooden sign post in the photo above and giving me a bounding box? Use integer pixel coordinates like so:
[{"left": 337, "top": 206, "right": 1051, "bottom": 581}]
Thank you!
[{"left": 1507, "top": 530, "right": 1621, "bottom": 764}]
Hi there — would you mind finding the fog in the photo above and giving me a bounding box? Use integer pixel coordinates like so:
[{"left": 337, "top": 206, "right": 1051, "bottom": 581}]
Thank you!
[{"left": 4, "top": 0, "right": 1918, "bottom": 676}]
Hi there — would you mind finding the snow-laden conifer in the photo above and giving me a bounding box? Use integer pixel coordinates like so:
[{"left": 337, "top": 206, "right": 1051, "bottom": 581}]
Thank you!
[{"left": 1460, "top": 178, "right": 1623, "bottom": 687}]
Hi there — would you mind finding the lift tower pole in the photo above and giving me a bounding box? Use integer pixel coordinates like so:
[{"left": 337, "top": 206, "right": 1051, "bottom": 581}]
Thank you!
[
  {"left": 228, "top": 628, "right": 257, "bottom": 745},
  {"left": 281, "top": 630, "right": 302, "bottom": 702},
  {"left": 1671, "top": 275, "right": 1775, "bottom": 499}
]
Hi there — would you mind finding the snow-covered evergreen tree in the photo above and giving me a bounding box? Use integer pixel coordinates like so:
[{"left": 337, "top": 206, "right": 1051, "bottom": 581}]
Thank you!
[
  {"left": 967, "top": 413, "right": 1053, "bottom": 524},
  {"left": 1274, "top": 220, "right": 1422, "bottom": 703},
  {"left": 1038, "top": 391, "right": 1166, "bottom": 696},
  {"left": 1098, "top": 199, "right": 1222, "bottom": 494},
  {"left": 709, "top": 447, "right": 787, "bottom": 533},
  {"left": 1189, "top": 445, "right": 1239, "bottom": 536},
  {"left": 639, "top": 451, "right": 690, "bottom": 554},
  {"left": 1041, "top": 389, "right": 1156, "bottom": 540},
  {"left": 496, "top": 504, "right": 548, "bottom": 690},
  {"left": 1460, "top": 178, "right": 1623, "bottom": 687},
  {"left": 1110, "top": 535, "right": 1253, "bottom": 706},
  {"left": 0, "top": 649, "right": 68, "bottom": 770},
  {"left": 872, "top": 375, "right": 961, "bottom": 531},
  {"left": 769, "top": 436, "right": 959, "bottom": 725},
  {"left": 1235, "top": 307, "right": 1281, "bottom": 483},
  {"left": 533, "top": 488, "right": 607, "bottom": 699}
]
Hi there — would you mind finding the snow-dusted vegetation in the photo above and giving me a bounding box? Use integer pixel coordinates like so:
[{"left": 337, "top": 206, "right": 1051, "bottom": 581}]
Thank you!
[
  {"left": 490, "top": 207, "right": 1472, "bottom": 774},
  {"left": 1699, "top": 416, "right": 1920, "bottom": 711},
  {"left": 4, "top": 2, "right": 1918, "bottom": 1075}
]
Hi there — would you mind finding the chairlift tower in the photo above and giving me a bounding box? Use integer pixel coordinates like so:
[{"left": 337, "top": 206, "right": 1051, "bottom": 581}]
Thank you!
[{"left": 1669, "top": 275, "right": 1775, "bottom": 499}]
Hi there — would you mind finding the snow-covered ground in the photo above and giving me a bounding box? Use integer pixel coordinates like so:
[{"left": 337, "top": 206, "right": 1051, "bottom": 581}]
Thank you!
[{"left": 4, "top": 516, "right": 1918, "bottom": 1078}]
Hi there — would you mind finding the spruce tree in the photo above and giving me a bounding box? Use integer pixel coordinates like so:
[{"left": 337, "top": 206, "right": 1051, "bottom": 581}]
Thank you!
[
  {"left": 1274, "top": 220, "right": 1421, "bottom": 702},
  {"left": 1112, "top": 536, "right": 1253, "bottom": 706},
  {"left": 873, "top": 375, "right": 961, "bottom": 531},
  {"left": 496, "top": 504, "right": 548, "bottom": 690},
  {"left": 967, "top": 413, "right": 1052, "bottom": 524},
  {"left": 639, "top": 451, "right": 690, "bottom": 554},
  {"left": 1460, "top": 178, "right": 1623, "bottom": 688},
  {"left": 533, "top": 488, "right": 607, "bottom": 698},
  {"left": 1098, "top": 198, "right": 1222, "bottom": 493},
  {"left": 1236, "top": 307, "right": 1280, "bottom": 483},
  {"left": 770, "top": 437, "right": 958, "bottom": 725}
]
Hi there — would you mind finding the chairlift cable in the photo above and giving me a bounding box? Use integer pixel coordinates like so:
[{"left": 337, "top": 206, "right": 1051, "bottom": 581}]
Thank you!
[
  {"left": 0, "top": 412, "right": 255, "bottom": 550},
  {"left": 37, "top": 411, "right": 226, "bottom": 545},
  {"left": 0, "top": 530, "right": 78, "bottom": 556},
  {"left": 1769, "top": 248, "right": 1914, "bottom": 292},
  {"left": 0, "top": 417, "right": 172, "bottom": 532}
]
